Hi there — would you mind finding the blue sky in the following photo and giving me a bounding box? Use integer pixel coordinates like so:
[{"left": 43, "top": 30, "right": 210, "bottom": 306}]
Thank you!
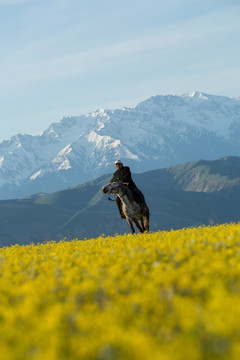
[{"left": 0, "top": 0, "right": 239, "bottom": 141}]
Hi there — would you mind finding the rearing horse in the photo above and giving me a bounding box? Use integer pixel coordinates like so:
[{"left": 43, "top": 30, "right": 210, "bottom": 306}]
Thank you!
[{"left": 102, "top": 181, "right": 150, "bottom": 234}]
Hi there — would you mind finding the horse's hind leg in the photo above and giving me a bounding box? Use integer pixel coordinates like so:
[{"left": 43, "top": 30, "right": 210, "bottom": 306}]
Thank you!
[
  {"left": 139, "top": 216, "right": 149, "bottom": 232},
  {"left": 133, "top": 220, "right": 144, "bottom": 233},
  {"left": 143, "top": 216, "right": 149, "bottom": 232},
  {"left": 126, "top": 218, "right": 135, "bottom": 234}
]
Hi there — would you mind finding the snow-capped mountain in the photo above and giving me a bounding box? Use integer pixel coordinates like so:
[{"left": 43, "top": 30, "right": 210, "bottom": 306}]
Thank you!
[{"left": 1, "top": 91, "right": 240, "bottom": 199}]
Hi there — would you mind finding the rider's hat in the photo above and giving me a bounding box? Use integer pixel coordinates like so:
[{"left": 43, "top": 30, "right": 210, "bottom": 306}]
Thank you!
[{"left": 115, "top": 159, "right": 123, "bottom": 165}]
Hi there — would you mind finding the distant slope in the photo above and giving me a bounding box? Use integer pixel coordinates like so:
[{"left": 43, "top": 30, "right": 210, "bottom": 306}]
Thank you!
[
  {"left": 0, "top": 156, "right": 240, "bottom": 247},
  {"left": 135, "top": 156, "right": 240, "bottom": 193}
]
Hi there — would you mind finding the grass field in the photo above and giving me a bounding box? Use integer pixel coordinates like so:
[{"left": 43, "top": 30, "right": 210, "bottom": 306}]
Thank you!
[{"left": 1, "top": 223, "right": 240, "bottom": 359}]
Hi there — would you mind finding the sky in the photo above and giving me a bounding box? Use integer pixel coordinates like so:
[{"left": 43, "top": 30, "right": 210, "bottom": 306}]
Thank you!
[{"left": 0, "top": 0, "right": 240, "bottom": 141}]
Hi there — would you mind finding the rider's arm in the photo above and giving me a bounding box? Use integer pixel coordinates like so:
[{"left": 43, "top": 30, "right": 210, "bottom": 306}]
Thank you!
[
  {"left": 110, "top": 171, "right": 118, "bottom": 182},
  {"left": 121, "top": 167, "right": 132, "bottom": 183}
]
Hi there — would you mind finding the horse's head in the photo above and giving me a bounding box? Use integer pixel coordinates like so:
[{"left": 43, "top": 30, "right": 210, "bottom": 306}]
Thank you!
[{"left": 102, "top": 181, "right": 122, "bottom": 194}]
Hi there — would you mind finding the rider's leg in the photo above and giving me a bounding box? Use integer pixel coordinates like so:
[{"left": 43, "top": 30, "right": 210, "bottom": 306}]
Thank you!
[{"left": 116, "top": 196, "right": 125, "bottom": 219}]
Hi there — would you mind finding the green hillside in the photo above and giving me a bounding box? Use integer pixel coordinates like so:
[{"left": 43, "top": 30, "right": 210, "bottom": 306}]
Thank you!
[
  {"left": 1, "top": 156, "right": 240, "bottom": 247},
  {"left": 137, "top": 156, "right": 240, "bottom": 193}
]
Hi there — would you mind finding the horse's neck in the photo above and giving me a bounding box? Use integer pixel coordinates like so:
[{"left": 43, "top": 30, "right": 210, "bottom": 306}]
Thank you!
[{"left": 118, "top": 188, "right": 134, "bottom": 206}]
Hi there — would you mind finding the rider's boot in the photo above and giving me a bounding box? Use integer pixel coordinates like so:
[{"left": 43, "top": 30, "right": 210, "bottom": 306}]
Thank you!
[{"left": 116, "top": 196, "right": 126, "bottom": 219}]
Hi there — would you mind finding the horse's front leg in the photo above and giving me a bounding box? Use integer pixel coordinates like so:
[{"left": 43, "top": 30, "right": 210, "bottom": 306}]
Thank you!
[{"left": 125, "top": 217, "right": 135, "bottom": 234}]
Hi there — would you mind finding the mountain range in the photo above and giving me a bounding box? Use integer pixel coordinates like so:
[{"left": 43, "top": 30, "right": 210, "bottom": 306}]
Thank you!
[
  {"left": 1, "top": 92, "right": 240, "bottom": 200},
  {"left": 1, "top": 156, "right": 240, "bottom": 247}
]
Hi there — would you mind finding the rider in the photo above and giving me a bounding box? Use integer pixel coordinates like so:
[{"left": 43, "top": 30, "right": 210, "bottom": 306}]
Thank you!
[{"left": 110, "top": 159, "right": 145, "bottom": 219}]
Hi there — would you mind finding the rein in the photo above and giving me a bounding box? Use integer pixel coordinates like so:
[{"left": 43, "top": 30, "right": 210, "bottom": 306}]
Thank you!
[{"left": 108, "top": 195, "right": 116, "bottom": 201}]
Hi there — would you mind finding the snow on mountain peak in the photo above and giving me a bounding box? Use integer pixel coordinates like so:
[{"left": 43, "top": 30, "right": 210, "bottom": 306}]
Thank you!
[
  {"left": 52, "top": 144, "right": 72, "bottom": 171},
  {"left": 182, "top": 91, "right": 209, "bottom": 100},
  {"left": 58, "top": 144, "right": 72, "bottom": 156},
  {"left": 45, "top": 128, "right": 59, "bottom": 138},
  {"left": 30, "top": 169, "right": 42, "bottom": 181},
  {"left": 90, "top": 109, "right": 109, "bottom": 119},
  {"left": 1, "top": 92, "right": 240, "bottom": 199},
  {"left": 0, "top": 156, "right": 4, "bottom": 167}
]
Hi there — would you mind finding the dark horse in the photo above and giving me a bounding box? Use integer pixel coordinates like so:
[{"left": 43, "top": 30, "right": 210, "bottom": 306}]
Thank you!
[{"left": 102, "top": 181, "right": 150, "bottom": 234}]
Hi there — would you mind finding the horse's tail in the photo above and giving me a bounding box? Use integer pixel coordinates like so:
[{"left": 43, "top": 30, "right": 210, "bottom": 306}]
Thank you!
[
  {"left": 141, "top": 203, "right": 150, "bottom": 217},
  {"left": 142, "top": 204, "right": 150, "bottom": 232}
]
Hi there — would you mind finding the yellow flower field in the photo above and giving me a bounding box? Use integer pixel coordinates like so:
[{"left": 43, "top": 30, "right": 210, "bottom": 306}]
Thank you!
[{"left": 1, "top": 223, "right": 240, "bottom": 360}]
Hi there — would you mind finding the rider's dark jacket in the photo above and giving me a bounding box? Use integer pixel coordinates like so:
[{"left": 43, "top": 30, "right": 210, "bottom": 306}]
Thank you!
[{"left": 110, "top": 166, "right": 137, "bottom": 191}]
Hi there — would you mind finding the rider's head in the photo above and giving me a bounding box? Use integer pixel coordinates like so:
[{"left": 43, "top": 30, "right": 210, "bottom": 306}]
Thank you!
[{"left": 115, "top": 159, "right": 123, "bottom": 170}]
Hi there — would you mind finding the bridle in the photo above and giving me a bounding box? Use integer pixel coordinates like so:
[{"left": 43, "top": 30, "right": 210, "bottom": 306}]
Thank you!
[
  {"left": 108, "top": 194, "right": 116, "bottom": 201},
  {"left": 109, "top": 183, "right": 122, "bottom": 192},
  {"left": 107, "top": 182, "right": 128, "bottom": 201}
]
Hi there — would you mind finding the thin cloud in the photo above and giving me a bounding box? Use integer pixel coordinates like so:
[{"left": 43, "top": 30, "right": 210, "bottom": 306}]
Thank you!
[
  {"left": 0, "top": 1, "right": 239, "bottom": 97},
  {"left": 2, "top": 5, "right": 239, "bottom": 85},
  {"left": 0, "top": 0, "right": 32, "bottom": 5}
]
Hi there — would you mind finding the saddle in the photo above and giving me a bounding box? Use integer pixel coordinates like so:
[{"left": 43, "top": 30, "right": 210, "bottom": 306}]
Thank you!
[{"left": 121, "top": 182, "right": 145, "bottom": 204}]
